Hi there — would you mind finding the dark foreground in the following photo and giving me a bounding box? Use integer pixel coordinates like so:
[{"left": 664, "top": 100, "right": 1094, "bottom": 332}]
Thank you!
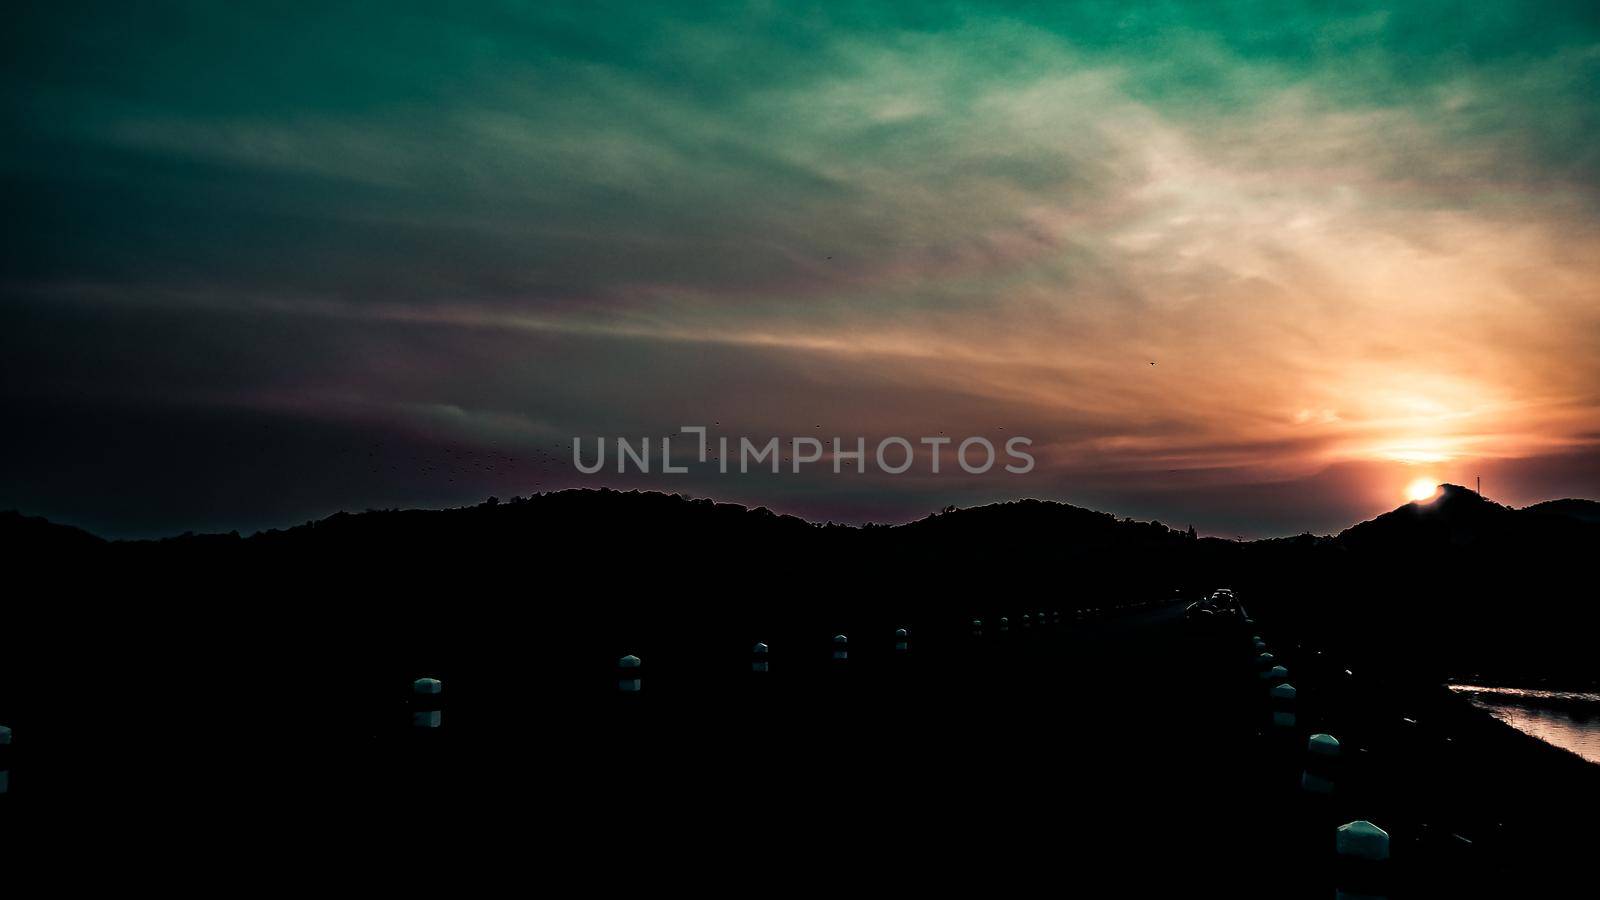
[{"left": 4, "top": 596, "right": 1595, "bottom": 895}]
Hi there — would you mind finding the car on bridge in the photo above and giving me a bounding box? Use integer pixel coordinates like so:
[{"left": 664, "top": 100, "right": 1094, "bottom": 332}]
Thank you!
[{"left": 1185, "top": 588, "right": 1242, "bottom": 624}]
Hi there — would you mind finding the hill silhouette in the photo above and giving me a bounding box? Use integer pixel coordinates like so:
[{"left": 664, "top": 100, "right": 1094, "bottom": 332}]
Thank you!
[
  {"left": 1523, "top": 497, "right": 1600, "bottom": 525},
  {"left": 9, "top": 482, "right": 1594, "bottom": 559},
  {"left": 1265, "top": 484, "right": 1599, "bottom": 689},
  {"left": 1338, "top": 483, "right": 1600, "bottom": 555},
  {"left": 1, "top": 510, "right": 106, "bottom": 553},
  {"left": 3, "top": 486, "right": 1596, "bottom": 690}
]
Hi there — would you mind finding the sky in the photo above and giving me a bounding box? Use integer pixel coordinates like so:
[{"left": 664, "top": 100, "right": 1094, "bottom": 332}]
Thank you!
[{"left": 4, "top": 2, "right": 1599, "bottom": 538}]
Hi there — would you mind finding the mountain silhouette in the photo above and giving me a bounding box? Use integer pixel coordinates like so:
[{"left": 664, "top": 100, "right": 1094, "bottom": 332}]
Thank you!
[
  {"left": 0, "top": 510, "right": 105, "bottom": 553},
  {"left": 3, "top": 486, "right": 1595, "bottom": 690},
  {"left": 1334, "top": 482, "right": 1583, "bottom": 552},
  {"left": 1523, "top": 497, "right": 1600, "bottom": 525},
  {"left": 7, "top": 484, "right": 1596, "bottom": 557}
]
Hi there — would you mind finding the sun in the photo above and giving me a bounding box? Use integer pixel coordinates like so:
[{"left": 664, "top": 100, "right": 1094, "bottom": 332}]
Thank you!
[{"left": 1405, "top": 478, "right": 1439, "bottom": 503}]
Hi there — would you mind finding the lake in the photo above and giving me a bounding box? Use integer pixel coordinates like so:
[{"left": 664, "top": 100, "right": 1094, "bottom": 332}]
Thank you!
[{"left": 1450, "top": 684, "right": 1600, "bottom": 765}]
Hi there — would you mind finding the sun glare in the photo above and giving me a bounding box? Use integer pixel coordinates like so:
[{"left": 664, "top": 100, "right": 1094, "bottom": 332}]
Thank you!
[{"left": 1405, "top": 478, "right": 1439, "bottom": 503}]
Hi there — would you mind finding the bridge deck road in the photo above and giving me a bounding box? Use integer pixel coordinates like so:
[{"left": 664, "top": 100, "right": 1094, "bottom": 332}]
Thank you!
[
  {"left": 2, "top": 603, "right": 1328, "bottom": 894},
  {"left": 347, "top": 603, "right": 1320, "bottom": 895}
]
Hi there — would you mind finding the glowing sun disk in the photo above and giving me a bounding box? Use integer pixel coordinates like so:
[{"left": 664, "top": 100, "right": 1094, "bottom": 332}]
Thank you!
[{"left": 1406, "top": 478, "right": 1439, "bottom": 503}]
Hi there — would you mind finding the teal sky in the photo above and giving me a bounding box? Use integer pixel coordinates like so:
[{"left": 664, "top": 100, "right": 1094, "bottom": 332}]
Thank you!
[{"left": 4, "top": 3, "right": 1599, "bottom": 537}]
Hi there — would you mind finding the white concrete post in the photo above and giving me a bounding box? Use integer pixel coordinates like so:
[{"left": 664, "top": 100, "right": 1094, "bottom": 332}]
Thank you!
[
  {"left": 1302, "top": 733, "right": 1341, "bottom": 794},
  {"left": 832, "top": 634, "right": 849, "bottom": 661},
  {"left": 752, "top": 642, "right": 770, "bottom": 673},
  {"left": 1335, "top": 820, "right": 1391, "bottom": 899},
  {"left": 617, "top": 654, "right": 642, "bottom": 692},
  {"left": 412, "top": 676, "right": 443, "bottom": 728},
  {"left": 1269, "top": 682, "right": 1297, "bottom": 729},
  {"left": 894, "top": 628, "right": 909, "bottom": 652},
  {"left": 0, "top": 724, "right": 11, "bottom": 794}
]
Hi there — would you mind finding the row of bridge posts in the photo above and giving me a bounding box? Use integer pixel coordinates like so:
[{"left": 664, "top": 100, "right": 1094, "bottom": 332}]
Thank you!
[
  {"left": 398, "top": 600, "right": 1122, "bottom": 725},
  {"left": 399, "top": 627, "right": 922, "bottom": 721},
  {"left": 609, "top": 628, "right": 916, "bottom": 691},
  {"left": 1246, "top": 629, "right": 1389, "bottom": 898},
  {"left": 402, "top": 600, "right": 1174, "bottom": 717}
]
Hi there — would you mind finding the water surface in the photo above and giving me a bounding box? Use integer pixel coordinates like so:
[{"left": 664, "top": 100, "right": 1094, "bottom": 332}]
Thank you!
[{"left": 1450, "top": 685, "right": 1600, "bottom": 765}]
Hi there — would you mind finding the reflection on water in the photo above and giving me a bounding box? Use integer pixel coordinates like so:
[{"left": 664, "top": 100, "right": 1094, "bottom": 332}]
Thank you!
[{"left": 1450, "top": 684, "right": 1600, "bottom": 765}]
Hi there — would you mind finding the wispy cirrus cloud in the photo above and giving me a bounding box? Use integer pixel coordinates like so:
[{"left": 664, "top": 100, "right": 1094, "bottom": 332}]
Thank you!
[{"left": 4, "top": 2, "right": 1600, "bottom": 536}]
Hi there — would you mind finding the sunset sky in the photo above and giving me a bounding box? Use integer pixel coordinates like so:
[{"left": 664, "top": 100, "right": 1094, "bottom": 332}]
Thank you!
[{"left": 4, "top": 2, "right": 1599, "bottom": 538}]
